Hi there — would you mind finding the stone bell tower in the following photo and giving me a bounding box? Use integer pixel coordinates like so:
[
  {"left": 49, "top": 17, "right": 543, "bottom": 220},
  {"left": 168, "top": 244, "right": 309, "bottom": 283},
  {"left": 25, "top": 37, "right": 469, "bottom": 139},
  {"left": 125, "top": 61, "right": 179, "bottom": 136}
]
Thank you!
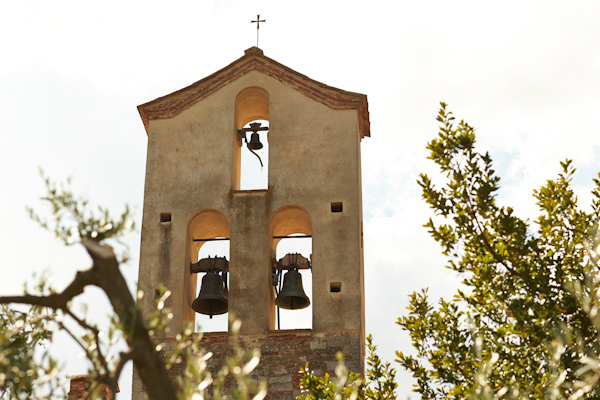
[{"left": 133, "top": 47, "right": 370, "bottom": 399}]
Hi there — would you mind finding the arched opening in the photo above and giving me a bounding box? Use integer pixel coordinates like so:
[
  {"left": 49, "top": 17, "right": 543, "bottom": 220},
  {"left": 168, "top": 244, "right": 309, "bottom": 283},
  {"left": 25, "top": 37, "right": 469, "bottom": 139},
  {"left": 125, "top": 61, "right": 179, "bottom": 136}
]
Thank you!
[
  {"left": 234, "top": 87, "right": 269, "bottom": 191},
  {"left": 187, "top": 210, "right": 230, "bottom": 333},
  {"left": 269, "top": 206, "right": 313, "bottom": 330}
]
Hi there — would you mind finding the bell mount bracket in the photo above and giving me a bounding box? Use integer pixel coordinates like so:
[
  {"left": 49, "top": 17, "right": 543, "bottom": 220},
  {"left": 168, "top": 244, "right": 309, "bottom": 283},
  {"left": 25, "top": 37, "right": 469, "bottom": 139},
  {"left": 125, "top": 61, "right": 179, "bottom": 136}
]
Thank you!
[
  {"left": 190, "top": 256, "right": 229, "bottom": 274},
  {"left": 237, "top": 121, "right": 269, "bottom": 145}
]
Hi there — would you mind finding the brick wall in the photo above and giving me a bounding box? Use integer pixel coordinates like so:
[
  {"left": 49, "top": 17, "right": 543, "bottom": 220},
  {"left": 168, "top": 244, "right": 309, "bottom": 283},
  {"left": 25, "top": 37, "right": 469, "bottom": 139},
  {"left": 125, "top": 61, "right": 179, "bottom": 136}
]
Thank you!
[
  {"left": 68, "top": 375, "right": 118, "bottom": 400},
  {"left": 132, "top": 329, "right": 363, "bottom": 400}
]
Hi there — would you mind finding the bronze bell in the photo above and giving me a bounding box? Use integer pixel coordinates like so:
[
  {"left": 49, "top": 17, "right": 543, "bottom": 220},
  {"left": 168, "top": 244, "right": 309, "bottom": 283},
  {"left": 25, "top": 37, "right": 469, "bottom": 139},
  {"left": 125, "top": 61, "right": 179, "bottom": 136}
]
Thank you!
[
  {"left": 275, "top": 269, "right": 310, "bottom": 310},
  {"left": 192, "top": 271, "right": 228, "bottom": 318},
  {"left": 247, "top": 132, "right": 263, "bottom": 150}
]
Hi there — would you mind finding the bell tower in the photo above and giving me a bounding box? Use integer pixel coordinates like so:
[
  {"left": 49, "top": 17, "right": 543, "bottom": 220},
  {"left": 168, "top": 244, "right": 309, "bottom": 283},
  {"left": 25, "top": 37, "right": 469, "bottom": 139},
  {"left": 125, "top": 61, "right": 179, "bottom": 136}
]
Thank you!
[{"left": 134, "top": 47, "right": 369, "bottom": 399}]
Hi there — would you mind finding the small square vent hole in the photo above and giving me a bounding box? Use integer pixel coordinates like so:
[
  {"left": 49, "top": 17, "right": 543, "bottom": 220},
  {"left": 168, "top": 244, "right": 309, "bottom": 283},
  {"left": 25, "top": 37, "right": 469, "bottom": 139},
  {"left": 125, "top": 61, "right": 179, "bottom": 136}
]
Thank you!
[
  {"left": 160, "top": 212, "right": 172, "bottom": 223},
  {"left": 330, "top": 282, "right": 342, "bottom": 293},
  {"left": 331, "top": 202, "right": 343, "bottom": 213}
]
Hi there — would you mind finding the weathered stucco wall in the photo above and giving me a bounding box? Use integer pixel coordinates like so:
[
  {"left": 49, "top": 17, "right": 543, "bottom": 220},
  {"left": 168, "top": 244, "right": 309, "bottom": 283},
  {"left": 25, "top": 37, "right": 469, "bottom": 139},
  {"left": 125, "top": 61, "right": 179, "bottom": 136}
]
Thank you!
[{"left": 137, "top": 69, "right": 364, "bottom": 335}]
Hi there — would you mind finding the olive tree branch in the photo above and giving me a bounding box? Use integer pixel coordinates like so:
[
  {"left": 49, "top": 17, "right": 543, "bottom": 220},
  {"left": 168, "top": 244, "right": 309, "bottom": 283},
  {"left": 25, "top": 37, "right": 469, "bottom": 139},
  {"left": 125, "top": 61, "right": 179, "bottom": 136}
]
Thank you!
[
  {"left": 110, "top": 350, "right": 136, "bottom": 396},
  {"left": 65, "top": 309, "right": 111, "bottom": 375},
  {"left": 0, "top": 268, "right": 96, "bottom": 311},
  {"left": 58, "top": 321, "right": 103, "bottom": 376},
  {"left": 0, "top": 240, "right": 178, "bottom": 400}
]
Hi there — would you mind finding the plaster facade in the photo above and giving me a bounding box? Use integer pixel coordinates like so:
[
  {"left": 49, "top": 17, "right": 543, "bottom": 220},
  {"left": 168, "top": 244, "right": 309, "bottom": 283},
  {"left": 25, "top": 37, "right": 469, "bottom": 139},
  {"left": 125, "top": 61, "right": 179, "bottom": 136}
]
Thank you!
[{"left": 133, "top": 47, "right": 369, "bottom": 398}]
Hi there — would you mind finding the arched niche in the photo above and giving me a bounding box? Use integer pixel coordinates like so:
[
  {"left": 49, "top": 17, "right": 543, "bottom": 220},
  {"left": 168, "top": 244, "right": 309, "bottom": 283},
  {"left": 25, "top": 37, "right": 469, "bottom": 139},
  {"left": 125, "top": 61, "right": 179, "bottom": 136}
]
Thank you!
[
  {"left": 269, "top": 205, "right": 312, "bottom": 252},
  {"left": 185, "top": 209, "right": 230, "bottom": 330},
  {"left": 188, "top": 209, "right": 230, "bottom": 259},
  {"left": 269, "top": 205, "right": 313, "bottom": 330},
  {"left": 233, "top": 87, "right": 270, "bottom": 190},
  {"left": 235, "top": 86, "right": 270, "bottom": 129}
]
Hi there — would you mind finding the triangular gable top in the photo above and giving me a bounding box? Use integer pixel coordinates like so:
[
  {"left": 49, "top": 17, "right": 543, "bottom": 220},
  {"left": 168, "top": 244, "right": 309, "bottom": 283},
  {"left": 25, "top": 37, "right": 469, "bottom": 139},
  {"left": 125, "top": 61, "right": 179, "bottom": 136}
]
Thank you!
[{"left": 138, "top": 47, "right": 370, "bottom": 139}]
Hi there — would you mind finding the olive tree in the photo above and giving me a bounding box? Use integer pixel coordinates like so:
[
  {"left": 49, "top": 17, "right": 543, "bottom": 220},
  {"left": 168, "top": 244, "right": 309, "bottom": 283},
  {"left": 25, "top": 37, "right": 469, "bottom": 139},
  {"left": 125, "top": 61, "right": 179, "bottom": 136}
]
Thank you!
[{"left": 396, "top": 103, "right": 600, "bottom": 399}]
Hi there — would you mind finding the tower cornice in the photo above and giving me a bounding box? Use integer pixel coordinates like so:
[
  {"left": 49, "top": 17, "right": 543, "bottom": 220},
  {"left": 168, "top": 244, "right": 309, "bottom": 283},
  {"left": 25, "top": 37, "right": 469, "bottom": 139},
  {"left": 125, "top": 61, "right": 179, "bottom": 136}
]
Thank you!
[{"left": 138, "top": 47, "right": 370, "bottom": 139}]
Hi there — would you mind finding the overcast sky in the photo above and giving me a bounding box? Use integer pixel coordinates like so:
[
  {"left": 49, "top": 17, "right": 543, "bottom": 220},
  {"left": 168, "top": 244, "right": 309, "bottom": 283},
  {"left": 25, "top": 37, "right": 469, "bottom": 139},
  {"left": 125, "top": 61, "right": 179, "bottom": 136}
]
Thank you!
[{"left": 1, "top": 1, "right": 599, "bottom": 398}]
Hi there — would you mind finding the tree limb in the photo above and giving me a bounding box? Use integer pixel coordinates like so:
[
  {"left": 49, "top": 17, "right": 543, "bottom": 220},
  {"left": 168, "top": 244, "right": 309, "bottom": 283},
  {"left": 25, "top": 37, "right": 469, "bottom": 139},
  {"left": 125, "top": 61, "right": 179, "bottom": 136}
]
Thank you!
[
  {"left": 81, "top": 240, "right": 178, "bottom": 400},
  {"left": 0, "top": 240, "right": 178, "bottom": 400},
  {"left": 0, "top": 267, "right": 96, "bottom": 311},
  {"left": 111, "top": 350, "right": 136, "bottom": 396}
]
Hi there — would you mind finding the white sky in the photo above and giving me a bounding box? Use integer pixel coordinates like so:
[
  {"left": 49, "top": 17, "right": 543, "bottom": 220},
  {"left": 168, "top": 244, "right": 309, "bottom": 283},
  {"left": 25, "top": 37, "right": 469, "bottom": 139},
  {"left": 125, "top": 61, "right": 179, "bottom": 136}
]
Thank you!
[{"left": 1, "top": 1, "right": 599, "bottom": 398}]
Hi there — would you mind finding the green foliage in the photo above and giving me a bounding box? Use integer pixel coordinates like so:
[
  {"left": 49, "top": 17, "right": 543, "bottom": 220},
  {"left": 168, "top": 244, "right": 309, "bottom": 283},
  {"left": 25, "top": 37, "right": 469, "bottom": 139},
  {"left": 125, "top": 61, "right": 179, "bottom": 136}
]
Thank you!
[
  {"left": 297, "top": 353, "right": 363, "bottom": 400},
  {"left": 396, "top": 103, "right": 600, "bottom": 398},
  {"left": 364, "top": 335, "right": 397, "bottom": 400},
  {"left": 0, "top": 304, "right": 63, "bottom": 399},
  {"left": 297, "top": 335, "right": 396, "bottom": 400}
]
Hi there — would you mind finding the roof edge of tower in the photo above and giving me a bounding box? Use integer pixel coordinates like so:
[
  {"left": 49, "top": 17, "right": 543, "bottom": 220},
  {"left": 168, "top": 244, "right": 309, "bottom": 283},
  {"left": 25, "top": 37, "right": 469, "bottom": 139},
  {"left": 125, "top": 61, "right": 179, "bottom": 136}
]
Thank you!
[{"left": 138, "top": 48, "right": 370, "bottom": 139}]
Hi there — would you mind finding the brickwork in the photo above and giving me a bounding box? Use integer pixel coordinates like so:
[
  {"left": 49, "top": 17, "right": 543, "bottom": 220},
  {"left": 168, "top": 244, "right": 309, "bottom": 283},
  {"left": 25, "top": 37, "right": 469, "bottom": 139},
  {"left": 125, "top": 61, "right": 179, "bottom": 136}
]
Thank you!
[
  {"left": 132, "top": 330, "right": 363, "bottom": 400},
  {"left": 68, "top": 375, "right": 118, "bottom": 400}
]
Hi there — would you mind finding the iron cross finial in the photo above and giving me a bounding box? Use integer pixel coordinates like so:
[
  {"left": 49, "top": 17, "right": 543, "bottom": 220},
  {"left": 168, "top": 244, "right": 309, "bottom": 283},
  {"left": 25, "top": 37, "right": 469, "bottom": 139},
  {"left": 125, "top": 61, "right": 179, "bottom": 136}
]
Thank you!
[{"left": 251, "top": 14, "right": 266, "bottom": 48}]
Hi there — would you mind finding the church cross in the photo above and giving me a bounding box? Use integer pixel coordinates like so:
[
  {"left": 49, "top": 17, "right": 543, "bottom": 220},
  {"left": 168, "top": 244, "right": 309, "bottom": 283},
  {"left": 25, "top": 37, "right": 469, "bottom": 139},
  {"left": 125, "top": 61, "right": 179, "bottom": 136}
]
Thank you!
[{"left": 251, "top": 14, "right": 266, "bottom": 48}]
